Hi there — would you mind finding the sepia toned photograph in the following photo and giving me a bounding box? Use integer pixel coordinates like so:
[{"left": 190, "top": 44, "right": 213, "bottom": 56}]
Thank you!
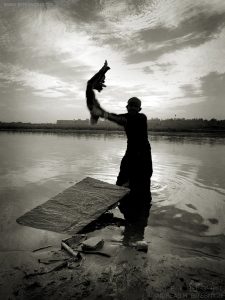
[{"left": 0, "top": 0, "right": 225, "bottom": 299}]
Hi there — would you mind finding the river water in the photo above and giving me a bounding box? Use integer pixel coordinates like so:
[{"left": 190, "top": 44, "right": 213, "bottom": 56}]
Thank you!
[{"left": 0, "top": 132, "right": 225, "bottom": 257}]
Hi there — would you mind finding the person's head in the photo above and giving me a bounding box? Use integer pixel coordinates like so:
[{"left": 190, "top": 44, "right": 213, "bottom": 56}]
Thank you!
[{"left": 126, "top": 97, "right": 142, "bottom": 113}]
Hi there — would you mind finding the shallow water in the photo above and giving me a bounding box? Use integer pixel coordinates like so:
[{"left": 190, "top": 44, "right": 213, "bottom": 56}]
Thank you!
[{"left": 0, "top": 132, "right": 225, "bottom": 257}]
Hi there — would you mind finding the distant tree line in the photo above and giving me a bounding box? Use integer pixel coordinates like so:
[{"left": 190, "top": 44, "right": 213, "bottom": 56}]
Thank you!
[
  {"left": 0, "top": 118, "right": 225, "bottom": 132},
  {"left": 147, "top": 118, "right": 225, "bottom": 132}
]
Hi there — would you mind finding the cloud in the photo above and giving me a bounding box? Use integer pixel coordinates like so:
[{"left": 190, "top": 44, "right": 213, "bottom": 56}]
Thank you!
[
  {"left": 169, "top": 72, "right": 225, "bottom": 119},
  {"left": 33, "top": 89, "right": 65, "bottom": 98},
  {"left": 58, "top": 0, "right": 103, "bottom": 24},
  {"left": 143, "top": 62, "right": 173, "bottom": 74},
  {"left": 0, "top": 62, "right": 79, "bottom": 98},
  {"left": 201, "top": 71, "right": 225, "bottom": 100},
  {"left": 0, "top": 1, "right": 225, "bottom": 121},
  {"left": 125, "top": 11, "right": 225, "bottom": 63},
  {"left": 179, "top": 84, "right": 202, "bottom": 99},
  {"left": 60, "top": 0, "right": 225, "bottom": 66},
  {"left": 143, "top": 66, "right": 154, "bottom": 74}
]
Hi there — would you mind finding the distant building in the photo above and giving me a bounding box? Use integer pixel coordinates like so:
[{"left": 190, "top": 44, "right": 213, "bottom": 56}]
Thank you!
[
  {"left": 56, "top": 119, "right": 90, "bottom": 124},
  {"left": 56, "top": 120, "right": 76, "bottom": 125}
]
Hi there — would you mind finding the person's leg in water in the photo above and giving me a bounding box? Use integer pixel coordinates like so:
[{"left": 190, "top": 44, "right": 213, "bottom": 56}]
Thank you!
[
  {"left": 116, "top": 153, "right": 131, "bottom": 219},
  {"left": 117, "top": 151, "right": 152, "bottom": 244},
  {"left": 122, "top": 194, "right": 151, "bottom": 245},
  {"left": 116, "top": 153, "right": 129, "bottom": 187},
  {"left": 118, "top": 149, "right": 152, "bottom": 218}
]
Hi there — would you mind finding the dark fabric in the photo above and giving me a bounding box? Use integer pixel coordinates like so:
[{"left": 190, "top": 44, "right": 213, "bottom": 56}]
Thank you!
[
  {"left": 111, "top": 112, "right": 153, "bottom": 222},
  {"left": 116, "top": 149, "right": 152, "bottom": 190},
  {"left": 124, "top": 113, "right": 150, "bottom": 152},
  {"left": 115, "top": 112, "right": 153, "bottom": 190},
  {"left": 119, "top": 189, "right": 151, "bottom": 220},
  {"left": 107, "top": 112, "right": 150, "bottom": 152}
]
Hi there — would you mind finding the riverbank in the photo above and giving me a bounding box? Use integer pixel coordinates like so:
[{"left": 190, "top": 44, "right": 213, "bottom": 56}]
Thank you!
[
  {"left": 1, "top": 118, "right": 225, "bottom": 134},
  {"left": 1, "top": 219, "right": 225, "bottom": 300}
]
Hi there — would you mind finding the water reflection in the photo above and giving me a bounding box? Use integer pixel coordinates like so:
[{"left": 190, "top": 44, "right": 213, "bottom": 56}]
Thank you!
[{"left": 80, "top": 198, "right": 152, "bottom": 246}]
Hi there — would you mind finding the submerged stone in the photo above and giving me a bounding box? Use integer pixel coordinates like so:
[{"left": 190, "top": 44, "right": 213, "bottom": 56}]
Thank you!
[{"left": 82, "top": 237, "right": 104, "bottom": 251}]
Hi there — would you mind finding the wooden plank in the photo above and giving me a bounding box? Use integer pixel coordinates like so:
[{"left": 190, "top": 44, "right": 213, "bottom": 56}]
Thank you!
[{"left": 17, "top": 177, "right": 129, "bottom": 234}]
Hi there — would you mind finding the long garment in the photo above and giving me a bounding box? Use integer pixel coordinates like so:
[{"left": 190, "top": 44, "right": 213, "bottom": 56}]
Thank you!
[{"left": 107, "top": 112, "right": 153, "bottom": 222}]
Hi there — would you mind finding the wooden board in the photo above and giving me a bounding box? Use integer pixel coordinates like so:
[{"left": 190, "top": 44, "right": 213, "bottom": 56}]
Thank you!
[{"left": 17, "top": 177, "right": 129, "bottom": 234}]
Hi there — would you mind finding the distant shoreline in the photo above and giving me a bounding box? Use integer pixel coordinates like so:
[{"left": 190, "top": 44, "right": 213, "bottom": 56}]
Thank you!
[
  {"left": 1, "top": 128, "right": 225, "bottom": 137},
  {"left": 1, "top": 118, "right": 225, "bottom": 134}
]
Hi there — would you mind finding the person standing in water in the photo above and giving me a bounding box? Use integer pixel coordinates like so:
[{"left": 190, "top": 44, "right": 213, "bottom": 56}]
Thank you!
[{"left": 86, "top": 62, "right": 153, "bottom": 230}]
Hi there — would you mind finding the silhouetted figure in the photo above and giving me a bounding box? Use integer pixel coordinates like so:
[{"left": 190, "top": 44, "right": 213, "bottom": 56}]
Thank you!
[{"left": 86, "top": 62, "right": 153, "bottom": 241}]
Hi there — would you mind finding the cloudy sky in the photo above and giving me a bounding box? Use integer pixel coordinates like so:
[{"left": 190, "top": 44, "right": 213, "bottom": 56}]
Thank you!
[{"left": 0, "top": 0, "right": 225, "bottom": 122}]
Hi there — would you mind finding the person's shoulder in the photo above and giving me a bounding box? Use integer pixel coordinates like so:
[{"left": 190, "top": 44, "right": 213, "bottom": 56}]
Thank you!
[{"left": 138, "top": 113, "right": 147, "bottom": 120}]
